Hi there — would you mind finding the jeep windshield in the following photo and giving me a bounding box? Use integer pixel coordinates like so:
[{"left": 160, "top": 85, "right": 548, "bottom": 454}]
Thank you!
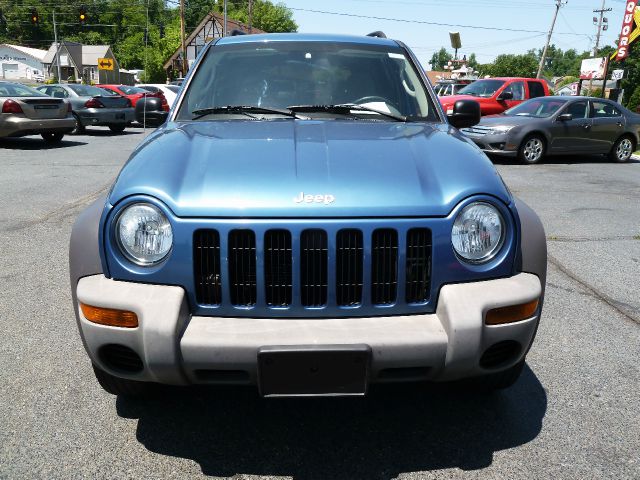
[
  {"left": 458, "top": 79, "right": 506, "bottom": 98},
  {"left": 176, "top": 41, "right": 438, "bottom": 122}
]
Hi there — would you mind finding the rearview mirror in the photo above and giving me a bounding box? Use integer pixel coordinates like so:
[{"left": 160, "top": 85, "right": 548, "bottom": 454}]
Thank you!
[
  {"left": 557, "top": 113, "right": 573, "bottom": 122},
  {"left": 447, "top": 100, "right": 481, "bottom": 129},
  {"left": 497, "top": 91, "right": 513, "bottom": 101}
]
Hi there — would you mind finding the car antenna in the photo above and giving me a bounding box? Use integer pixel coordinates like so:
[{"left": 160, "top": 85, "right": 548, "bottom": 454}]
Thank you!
[{"left": 366, "top": 31, "right": 387, "bottom": 38}]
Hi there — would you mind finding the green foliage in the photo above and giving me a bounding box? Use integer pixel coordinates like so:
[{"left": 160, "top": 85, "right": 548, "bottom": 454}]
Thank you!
[
  {"left": 626, "top": 85, "right": 640, "bottom": 111},
  {"left": 481, "top": 52, "right": 539, "bottom": 78},
  {"left": 211, "top": 0, "right": 297, "bottom": 33},
  {"left": 429, "top": 47, "right": 453, "bottom": 71}
]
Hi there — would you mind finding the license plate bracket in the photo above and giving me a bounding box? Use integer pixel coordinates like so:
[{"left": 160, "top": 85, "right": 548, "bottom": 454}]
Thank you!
[{"left": 258, "top": 345, "right": 370, "bottom": 397}]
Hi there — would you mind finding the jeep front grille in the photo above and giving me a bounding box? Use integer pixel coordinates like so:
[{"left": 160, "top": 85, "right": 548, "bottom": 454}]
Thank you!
[{"left": 193, "top": 227, "right": 432, "bottom": 311}]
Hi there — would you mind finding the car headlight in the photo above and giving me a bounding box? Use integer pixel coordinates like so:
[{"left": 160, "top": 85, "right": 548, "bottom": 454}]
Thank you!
[
  {"left": 489, "top": 125, "right": 514, "bottom": 134},
  {"left": 452, "top": 202, "right": 505, "bottom": 263},
  {"left": 116, "top": 203, "right": 173, "bottom": 265}
]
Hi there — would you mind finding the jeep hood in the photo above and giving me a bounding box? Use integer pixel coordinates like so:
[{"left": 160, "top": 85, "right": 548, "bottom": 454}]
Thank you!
[{"left": 109, "top": 120, "right": 511, "bottom": 217}]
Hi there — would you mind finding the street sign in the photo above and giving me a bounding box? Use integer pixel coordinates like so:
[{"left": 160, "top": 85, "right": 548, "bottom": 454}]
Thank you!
[
  {"left": 611, "top": 69, "right": 625, "bottom": 81},
  {"left": 98, "top": 57, "right": 114, "bottom": 71}
]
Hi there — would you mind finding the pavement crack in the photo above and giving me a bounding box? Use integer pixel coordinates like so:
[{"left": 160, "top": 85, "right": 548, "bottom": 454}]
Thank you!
[
  {"left": 548, "top": 253, "right": 640, "bottom": 326},
  {"left": 2, "top": 183, "right": 110, "bottom": 233}
]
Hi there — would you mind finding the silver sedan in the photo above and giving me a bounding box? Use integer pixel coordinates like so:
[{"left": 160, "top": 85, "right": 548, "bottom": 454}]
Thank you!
[
  {"left": 35, "top": 84, "right": 134, "bottom": 134},
  {"left": 461, "top": 96, "right": 640, "bottom": 164},
  {"left": 0, "top": 81, "right": 75, "bottom": 143}
]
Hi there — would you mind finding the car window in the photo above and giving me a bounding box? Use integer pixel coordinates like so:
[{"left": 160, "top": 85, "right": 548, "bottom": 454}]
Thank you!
[
  {"left": 565, "top": 101, "right": 589, "bottom": 119},
  {"left": 592, "top": 101, "right": 621, "bottom": 118},
  {"left": 0, "top": 82, "right": 47, "bottom": 97},
  {"left": 138, "top": 86, "right": 159, "bottom": 93},
  {"left": 177, "top": 41, "right": 437, "bottom": 121},
  {"left": 119, "top": 85, "right": 147, "bottom": 95},
  {"left": 505, "top": 98, "right": 567, "bottom": 117},
  {"left": 99, "top": 88, "right": 119, "bottom": 96},
  {"left": 49, "top": 86, "right": 69, "bottom": 98},
  {"left": 458, "top": 79, "right": 505, "bottom": 98},
  {"left": 504, "top": 81, "right": 525, "bottom": 101},
  {"left": 67, "top": 84, "right": 108, "bottom": 96},
  {"left": 166, "top": 85, "right": 180, "bottom": 93},
  {"left": 527, "top": 81, "right": 546, "bottom": 99}
]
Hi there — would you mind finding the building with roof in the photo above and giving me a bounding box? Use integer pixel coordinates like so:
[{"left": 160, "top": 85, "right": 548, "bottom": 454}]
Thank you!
[
  {"left": 0, "top": 44, "right": 47, "bottom": 81},
  {"left": 164, "top": 12, "right": 264, "bottom": 78},
  {"left": 42, "top": 41, "right": 124, "bottom": 83}
]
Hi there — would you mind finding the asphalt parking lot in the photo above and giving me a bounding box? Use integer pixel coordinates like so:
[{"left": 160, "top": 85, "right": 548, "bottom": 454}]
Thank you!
[{"left": 1, "top": 127, "right": 639, "bottom": 479}]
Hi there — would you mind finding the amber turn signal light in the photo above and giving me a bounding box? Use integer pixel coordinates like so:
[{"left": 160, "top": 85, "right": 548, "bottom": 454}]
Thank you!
[
  {"left": 485, "top": 299, "right": 539, "bottom": 326},
  {"left": 79, "top": 303, "right": 138, "bottom": 328}
]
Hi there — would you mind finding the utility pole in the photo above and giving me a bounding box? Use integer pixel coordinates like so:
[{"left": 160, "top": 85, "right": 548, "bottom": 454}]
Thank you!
[
  {"left": 248, "top": 0, "right": 253, "bottom": 34},
  {"left": 52, "top": 11, "right": 62, "bottom": 82},
  {"left": 536, "top": 0, "right": 566, "bottom": 79},
  {"left": 593, "top": 0, "right": 612, "bottom": 56},
  {"left": 223, "top": 0, "right": 228, "bottom": 36},
  {"left": 179, "top": 0, "right": 187, "bottom": 77}
]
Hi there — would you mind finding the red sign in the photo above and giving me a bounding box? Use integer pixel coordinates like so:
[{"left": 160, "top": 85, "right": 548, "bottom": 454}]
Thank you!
[{"left": 616, "top": 0, "right": 638, "bottom": 61}]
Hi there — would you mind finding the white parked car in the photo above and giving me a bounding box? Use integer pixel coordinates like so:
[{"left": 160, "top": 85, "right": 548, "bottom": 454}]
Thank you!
[{"left": 136, "top": 84, "right": 180, "bottom": 107}]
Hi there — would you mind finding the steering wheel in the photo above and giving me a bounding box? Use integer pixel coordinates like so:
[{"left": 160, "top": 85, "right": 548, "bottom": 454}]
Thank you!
[{"left": 351, "top": 96, "right": 402, "bottom": 115}]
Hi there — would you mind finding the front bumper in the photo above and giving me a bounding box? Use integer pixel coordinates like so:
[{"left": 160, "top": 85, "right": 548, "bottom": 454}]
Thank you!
[
  {"left": 76, "top": 107, "right": 135, "bottom": 126},
  {"left": 464, "top": 132, "right": 519, "bottom": 156},
  {"left": 0, "top": 115, "right": 75, "bottom": 138},
  {"left": 75, "top": 273, "right": 542, "bottom": 387}
]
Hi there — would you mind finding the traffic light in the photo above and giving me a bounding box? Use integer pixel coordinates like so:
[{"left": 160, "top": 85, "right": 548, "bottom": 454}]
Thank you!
[
  {"left": 79, "top": 5, "right": 87, "bottom": 25},
  {"left": 30, "top": 9, "right": 39, "bottom": 25}
]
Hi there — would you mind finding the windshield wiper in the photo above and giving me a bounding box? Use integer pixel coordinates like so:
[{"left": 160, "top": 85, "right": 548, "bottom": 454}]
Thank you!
[
  {"left": 288, "top": 104, "right": 407, "bottom": 122},
  {"left": 191, "top": 105, "right": 301, "bottom": 120}
]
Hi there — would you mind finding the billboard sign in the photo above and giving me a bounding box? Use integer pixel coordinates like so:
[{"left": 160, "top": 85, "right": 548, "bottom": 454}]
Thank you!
[
  {"left": 615, "top": 0, "right": 640, "bottom": 61},
  {"left": 580, "top": 57, "right": 608, "bottom": 80}
]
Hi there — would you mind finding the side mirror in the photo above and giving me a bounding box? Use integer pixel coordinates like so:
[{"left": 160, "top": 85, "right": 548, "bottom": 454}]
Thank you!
[
  {"left": 134, "top": 97, "right": 168, "bottom": 127},
  {"left": 447, "top": 100, "right": 481, "bottom": 129},
  {"left": 497, "top": 90, "right": 513, "bottom": 101},
  {"left": 557, "top": 113, "right": 573, "bottom": 122}
]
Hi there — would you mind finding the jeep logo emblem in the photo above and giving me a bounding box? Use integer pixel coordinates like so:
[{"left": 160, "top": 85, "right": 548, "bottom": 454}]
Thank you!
[{"left": 294, "top": 192, "right": 335, "bottom": 205}]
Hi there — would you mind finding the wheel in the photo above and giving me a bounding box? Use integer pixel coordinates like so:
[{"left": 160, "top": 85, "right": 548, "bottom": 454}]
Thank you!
[
  {"left": 72, "top": 113, "right": 85, "bottom": 134},
  {"left": 518, "top": 135, "right": 545, "bottom": 164},
  {"left": 609, "top": 135, "right": 635, "bottom": 163},
  {"left": 108, "top": 124, "right": 126, "bottom": 133},
  {"left": 41, "top": 132, "right": 64, "bottom": 144},
  {"left": 92, "top": 364, "right": 152, "bottom": 397}
]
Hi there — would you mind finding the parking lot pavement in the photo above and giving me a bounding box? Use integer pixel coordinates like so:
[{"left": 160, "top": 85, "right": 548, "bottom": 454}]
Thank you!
[{"left": 1, "top": 134, "right": 639, "bottom": 479}]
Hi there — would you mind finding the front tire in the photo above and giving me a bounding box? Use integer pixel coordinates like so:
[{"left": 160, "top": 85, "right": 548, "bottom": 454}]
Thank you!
[
  {"left": 518, "top": 135, "right": 545, "bottom": 164},
  {"left": 41, "top": 132, "right": 64, "bottom": 144},
  {"left": 609, "top": 135, "right": 635, "bottom": 163},
  {"left": 108, "top": 124, "right": 126, "bottom": 133},
  {"left": 92, "top": 364, "right": 152, "bottom": 397}
]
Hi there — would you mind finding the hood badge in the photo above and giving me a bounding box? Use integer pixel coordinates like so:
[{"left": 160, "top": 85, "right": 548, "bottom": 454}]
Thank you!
[{"left": 294, "top": 192, "right": 335, "bottom": 205}]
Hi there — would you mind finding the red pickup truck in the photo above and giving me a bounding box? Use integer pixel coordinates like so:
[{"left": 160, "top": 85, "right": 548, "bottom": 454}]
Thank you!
[{"left": 439, "top": 77, "right": 549, "bottom": 116}]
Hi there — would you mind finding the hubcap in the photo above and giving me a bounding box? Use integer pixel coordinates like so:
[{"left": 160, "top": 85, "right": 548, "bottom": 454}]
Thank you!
[
  {"left": 523, "top": 138, "right": 543, "bottom": 162},
  {"left": 617, "top": 139, "right": 633, "bottom": 161}
]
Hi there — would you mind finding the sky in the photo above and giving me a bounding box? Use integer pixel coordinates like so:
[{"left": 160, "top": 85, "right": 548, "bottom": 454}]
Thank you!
[{"left": 278, "top": 0, "right": 629, "bottom": 69}]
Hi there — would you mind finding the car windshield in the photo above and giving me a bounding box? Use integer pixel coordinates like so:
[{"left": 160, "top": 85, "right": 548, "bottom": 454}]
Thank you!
[
  {"left": 166, "top": 85, "right": 179, "bottom": 93},
  {"left": 505, "top": 98, "right": 568, "bottom": 118},
  {"left": 0, "top": 82, "right": 47, "bottom": 97},
  {"left": 67, "top": 84, "right": 109, "bottom": 97},
  {"left": 177, "top": 41, "right": 437, "bottom": 121},
  {"left": 118, "top": 85, "right": 147, "bottom": 95},
  {"left": 458, "top": 79, "right": 505, "bottom": 97}
]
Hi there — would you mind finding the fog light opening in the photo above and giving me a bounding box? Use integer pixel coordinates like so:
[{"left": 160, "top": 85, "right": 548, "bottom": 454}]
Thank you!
[
  {"left": 485, "top": 299, "right": 539, "bottom": 325},
  {"left": 80, "top": 303, "right": 138, "bottom": 328}
]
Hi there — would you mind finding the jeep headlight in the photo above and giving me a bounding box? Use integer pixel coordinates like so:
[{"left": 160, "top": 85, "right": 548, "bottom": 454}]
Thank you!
[
  {"left": 116, "top": 203, "right": 173, "bottom": 265},
  {"left": 452, "top": 202, "right": 504, "bottom": 263}
]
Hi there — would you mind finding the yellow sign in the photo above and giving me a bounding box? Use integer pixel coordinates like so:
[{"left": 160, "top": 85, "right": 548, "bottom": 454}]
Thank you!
[
  {"left": 97, "top": 57, "right": 114, "bottom": 71},
  {"left": 612, "top": 2, "right": 640, "bottom": 61}
]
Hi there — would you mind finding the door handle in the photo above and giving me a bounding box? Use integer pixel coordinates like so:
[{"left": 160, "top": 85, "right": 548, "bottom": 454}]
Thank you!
[
  {"left": 583, "top": 124, "right": 591, "bottom": 130},
  {"left": 617, "top": 122, "right": 623, "bottom": 127}
]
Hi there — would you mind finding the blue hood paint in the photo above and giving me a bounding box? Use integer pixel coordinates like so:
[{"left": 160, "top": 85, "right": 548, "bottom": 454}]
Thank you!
[{"left": 109, "top": 120, "right": 511, "bottom": 217}]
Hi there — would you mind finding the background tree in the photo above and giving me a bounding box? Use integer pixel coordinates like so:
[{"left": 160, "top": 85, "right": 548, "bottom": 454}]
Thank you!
[
  {"left": 479, "top": 51, "right": 539, "bottom": 78},
  {"left": 429, "top": 47, "right": 453, "bottom": 71}
]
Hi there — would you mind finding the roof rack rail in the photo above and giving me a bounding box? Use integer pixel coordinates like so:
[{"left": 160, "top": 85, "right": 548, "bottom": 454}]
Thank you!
[
  {"left": 366, "top": 31, "right": 387, "bottom": 39},
  {"left": 230, "top": 29, "right": 247, "bottom": 36}
]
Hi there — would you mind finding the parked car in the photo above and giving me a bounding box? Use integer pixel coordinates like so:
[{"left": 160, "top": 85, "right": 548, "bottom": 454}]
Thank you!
[
  {"left": 136, "top": 84, "right": 180, "bottom": 107},
  {"left": 97, "top": 84, "right": 169, "bottom": 112},
  {"left": 0, "top": 81, "right": 75, "bottom": 143},
  {"left": 440, "top": 77, "right": 550, "bottom": 116},
  {"left": 35, "top": 84, "right": 134, "bottom": 134},
  {"left": 434, "top": 80, "right": 474, "bottom": 97},
  {"left": 462, "top": 96, "right": 639, "bottom": 164},
  {"left": 70, "top": 32, "right": 547, "bottom": 398},
  {"left": 169, "top": 78, "right": 184, "bottom": 86}
]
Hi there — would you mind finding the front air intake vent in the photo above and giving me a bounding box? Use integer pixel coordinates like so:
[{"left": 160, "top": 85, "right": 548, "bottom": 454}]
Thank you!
[
  {"left": 336, "top": 229, "right": 363, "bottom": 306},
  {"left": 194, "top": 229, "right": 222, "bottom": 305},
  {"left": 228, "top": 229, "right": 257, "bottom": 306},
  {"left": 99, "top": 344, "right": 143, "bottom": 373},
  {"left": 264, "top": 229, "right": 293, "bottom": 307},
  {"left": 371, "top": 229, "right": 398, "bottom": 305},
  {"left": 300, "top": 229, "right": 328, "bottom": 307},
  {"left": 405, "top": 228, "right": 432, "bottom": 303}
]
